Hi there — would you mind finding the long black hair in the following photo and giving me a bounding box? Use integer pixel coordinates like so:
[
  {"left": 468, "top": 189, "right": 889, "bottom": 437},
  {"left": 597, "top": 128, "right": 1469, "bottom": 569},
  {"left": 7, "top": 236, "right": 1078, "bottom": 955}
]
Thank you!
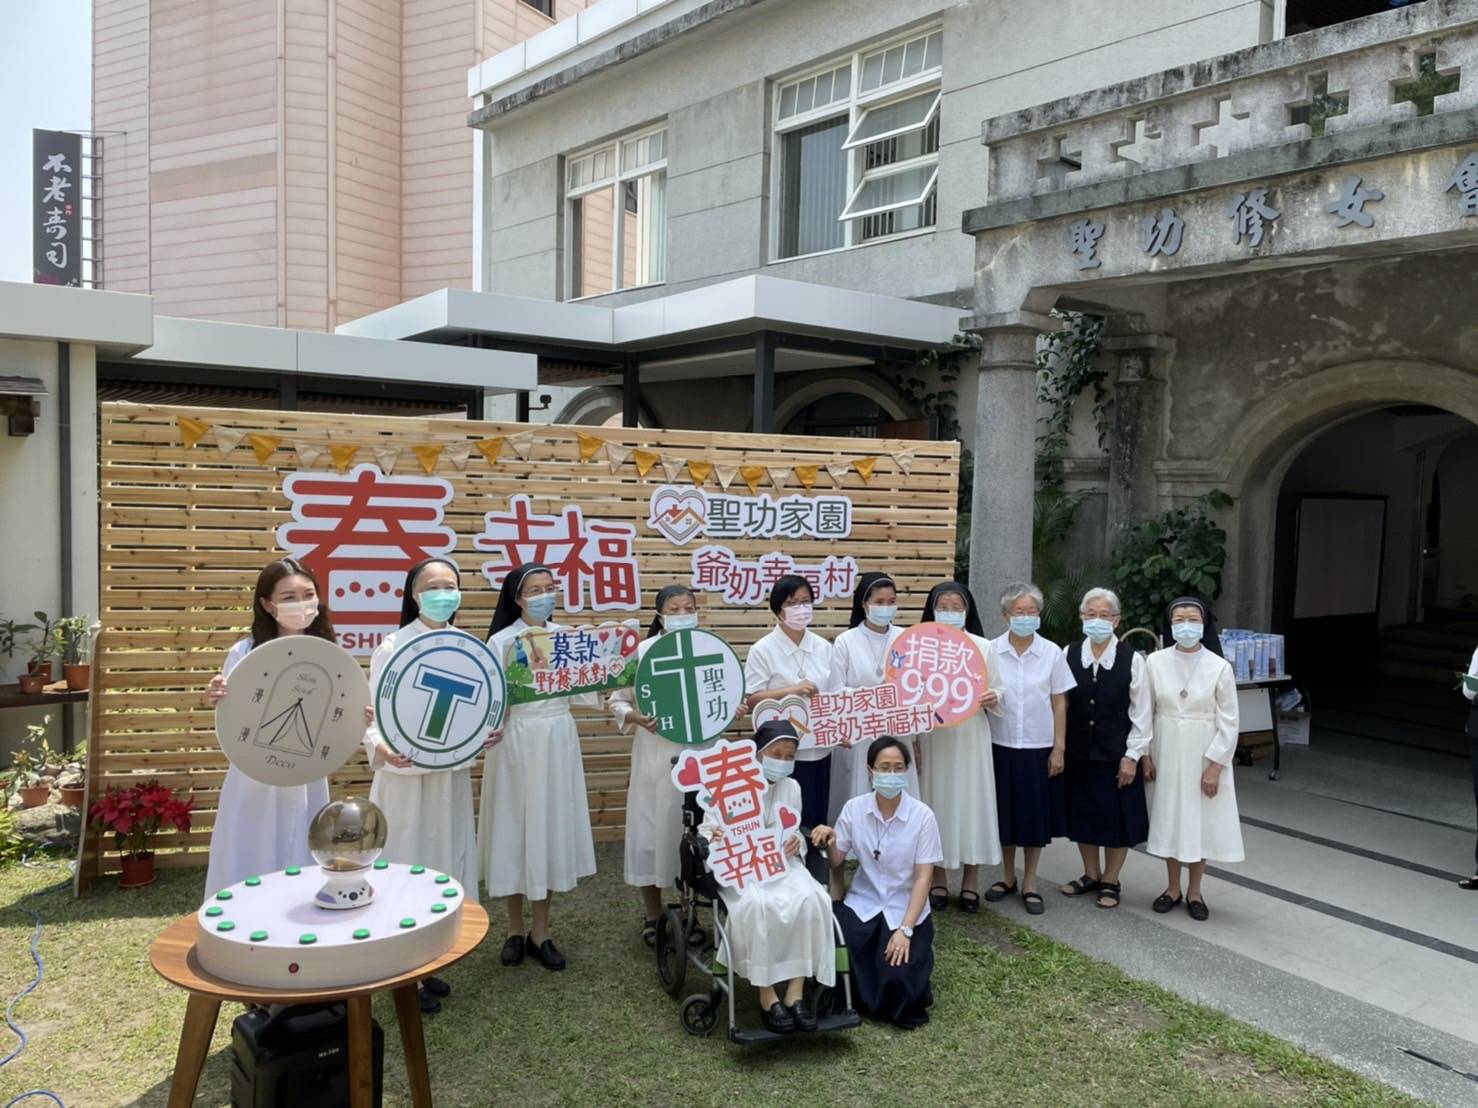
[
  {"left": 921, "top": 581, "right": 985, "bottom": 637},
  {"left": 647, "top": 583, "right": 697, "bottom": 639},
  {"left": 767, "top": 574, "right": 814, "bottom": 616},
  {"left": 249, "top": 558, "right": 336, "bottom": 646},
  {"left": 487, "top": 563, "right": 554, "bottom": 637},
  {"left": 1162, "top": 594, "right": 1225, "bottom": 657},
  {"left": 399, "top": 557, "right": 461, "bottom": 628},
  {"left": 848, "top": 572, "right": 896, "bottom": 629}
]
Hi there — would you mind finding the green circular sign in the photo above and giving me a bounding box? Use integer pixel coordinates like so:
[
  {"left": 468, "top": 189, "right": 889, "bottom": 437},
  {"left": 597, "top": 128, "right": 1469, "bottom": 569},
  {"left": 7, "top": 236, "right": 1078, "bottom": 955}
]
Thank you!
[
  {"left": 635, "top": 629, "right": 745, "bottom": 745},
  {"left": 375, "top": 628, "right": 508, "bottom": 771}
]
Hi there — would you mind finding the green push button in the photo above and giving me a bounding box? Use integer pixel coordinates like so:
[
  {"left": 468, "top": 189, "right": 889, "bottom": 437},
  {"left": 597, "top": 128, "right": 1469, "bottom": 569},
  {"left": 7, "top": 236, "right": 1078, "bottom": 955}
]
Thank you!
[
  {"left": 215, "top": 890, "right": 233, "bottom": 901},
  {"left": 216, "top": 921, "right": 235, "bottom": 933},
  {"left": 399, "top": 918, "right": 416, "bottom": 929},
  {"left": 373, "top": 860, "right": 389, "bottom": 870},
  {"left": 442, "top": 888, "right": 458, "bottom": 898},
  {"left": 205, "top": 906, "right": 223, "bottom": 918},
  {"left": 430, "top": 903, "right": 447, "bottom": 914},
  {"left": 352, "top": 928, "right": 371, "bottom": 941},
  {"left": 249, "top": 930, "right": 268, "bottom": 942},
  {"left": 434, "top": 874, "right": 450, "bottom": 885},
  {"left": 410, "top": 865, "right": 426, "bottom": 875},
  {"left": 244, "top": 876, "right": 261, "bottom": 887},
  {"left": 299, "top": 933, "right": 317, "bottom": 945},
  {"left": 285, "top": 867, "right": 301, "bottom": 876}
]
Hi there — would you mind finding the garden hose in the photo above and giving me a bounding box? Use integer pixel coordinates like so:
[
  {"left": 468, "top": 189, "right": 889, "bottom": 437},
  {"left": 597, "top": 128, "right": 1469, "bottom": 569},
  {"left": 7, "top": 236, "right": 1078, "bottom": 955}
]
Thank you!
[{"left": 0, "top": 850, "right": 76, "bottom": 1108}]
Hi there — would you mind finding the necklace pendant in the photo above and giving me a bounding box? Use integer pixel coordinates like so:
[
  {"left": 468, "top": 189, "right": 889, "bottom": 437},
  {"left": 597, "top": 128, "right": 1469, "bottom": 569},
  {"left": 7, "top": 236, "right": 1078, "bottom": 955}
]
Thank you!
[{"left": 1179, "top": 689, "right": 1188, "bottom": 699}]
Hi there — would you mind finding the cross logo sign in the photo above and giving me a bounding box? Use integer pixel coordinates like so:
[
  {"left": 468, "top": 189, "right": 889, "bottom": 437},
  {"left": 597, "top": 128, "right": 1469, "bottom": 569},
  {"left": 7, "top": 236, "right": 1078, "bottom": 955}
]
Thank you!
[{"left": 637, "top": 629, "right": 745, "bottom": 745}]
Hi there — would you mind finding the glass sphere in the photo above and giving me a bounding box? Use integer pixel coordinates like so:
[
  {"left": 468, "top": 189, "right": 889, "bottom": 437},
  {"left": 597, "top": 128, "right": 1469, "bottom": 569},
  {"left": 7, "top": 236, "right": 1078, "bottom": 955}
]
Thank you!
[{"left": 308, "top": 798, "right": 388, "bottom": 874}]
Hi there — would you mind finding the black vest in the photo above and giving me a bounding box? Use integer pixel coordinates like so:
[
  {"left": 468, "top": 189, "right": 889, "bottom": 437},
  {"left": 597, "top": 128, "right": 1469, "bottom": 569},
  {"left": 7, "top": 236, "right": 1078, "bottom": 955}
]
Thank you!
[{"left": 1065, "top": 642, "right": 1134, "bottom": 762}]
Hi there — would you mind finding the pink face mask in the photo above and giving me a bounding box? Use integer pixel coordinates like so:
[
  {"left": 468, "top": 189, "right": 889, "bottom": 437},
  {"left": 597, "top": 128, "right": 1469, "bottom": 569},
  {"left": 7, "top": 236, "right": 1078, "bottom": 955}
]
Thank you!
[
  {"left": 782, "top": 603, "right": 813, "bottom": 631},
  {"left": 272, "top": 599, "right": 319, "bottom": 631}
]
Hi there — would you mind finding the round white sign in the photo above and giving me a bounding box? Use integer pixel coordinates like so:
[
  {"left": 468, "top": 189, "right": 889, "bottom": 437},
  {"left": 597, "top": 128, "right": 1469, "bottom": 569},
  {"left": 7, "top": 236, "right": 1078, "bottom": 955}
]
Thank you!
[
  {"left": 374, "top": 628, "right": 507, "bottom": 770},
  {"left": 215, "top": 636, "right": 371, "bottom": 787},
  {"left": 635, "top": 629, "right": 745, "bottom": 746}
]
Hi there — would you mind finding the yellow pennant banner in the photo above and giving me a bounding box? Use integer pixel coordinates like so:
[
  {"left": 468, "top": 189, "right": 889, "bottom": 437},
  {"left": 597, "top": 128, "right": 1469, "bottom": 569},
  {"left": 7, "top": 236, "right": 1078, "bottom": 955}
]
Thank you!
[
  {"left": 687, "top": 460, "right": 713, "bottom": 486},
  {"left": 851, "top": 456, "right": 878, "bottom": 484},
  {"left": 247, "top": 432, "right": 282, "bottom": 464},
  {"left": 328, "top": 443, "right": 359, "bottom": 473},
  {"left": 794, "top": 464, "right": 819, "bottom": 490},
  {"left": 633, "top": 448, "right": 660, "bottom": 477},
  {"left": 576, "top": 432, "right": 606, "bottom": 461},
  {"left": 475, "top": 437, "right": 504, "bottom": 464},
  {"left": 412, "top": 443, "right": 444, "bottom": 474},
  {"left": 177, "top": 415, "right": 211, "bottom": 448},
  {"left": 740, "top": 463, "right": 767, "bottom": 494}
]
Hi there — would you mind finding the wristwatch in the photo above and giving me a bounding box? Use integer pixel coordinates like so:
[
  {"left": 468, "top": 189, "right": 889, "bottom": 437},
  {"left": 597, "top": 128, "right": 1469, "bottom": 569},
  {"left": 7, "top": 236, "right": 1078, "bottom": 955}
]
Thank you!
[{"left": 900, "top": 925, "right": 914, "bottom": 939}]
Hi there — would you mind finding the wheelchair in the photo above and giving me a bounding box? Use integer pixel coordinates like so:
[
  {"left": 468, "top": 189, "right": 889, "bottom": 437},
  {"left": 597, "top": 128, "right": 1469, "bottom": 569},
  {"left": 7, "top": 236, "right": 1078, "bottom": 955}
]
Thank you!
[{"left": 653, "top": 784, "right": 862, "bottom": 1043}]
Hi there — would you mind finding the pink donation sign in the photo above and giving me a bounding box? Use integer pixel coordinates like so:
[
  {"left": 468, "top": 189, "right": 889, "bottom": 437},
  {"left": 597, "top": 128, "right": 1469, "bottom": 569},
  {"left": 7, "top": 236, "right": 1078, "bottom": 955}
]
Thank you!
[{"left": 883, "top": 623, "right": 989, "bottom": 729}]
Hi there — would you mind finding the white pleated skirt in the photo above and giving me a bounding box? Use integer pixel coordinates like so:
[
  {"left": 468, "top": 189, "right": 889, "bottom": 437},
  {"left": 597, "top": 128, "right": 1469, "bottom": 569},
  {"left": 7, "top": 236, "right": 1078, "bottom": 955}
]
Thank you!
[
  {"left": 919, "top": 714, "right": 1003, "bottom": 868},
  {"left": 204, "top": 767, "right": 329, "bottom": 898},
  {"left": 370, "top": 767, "right": 480, "bottom": 894},
  {"left": 720, "top": 862, "right": 836, "bottom": 988},
  {"left": 624, "top": 726, "right": 707, "bottom": 889},
  {"left": 1145, "top": 716, "right": 1245, "bottom": 864}
]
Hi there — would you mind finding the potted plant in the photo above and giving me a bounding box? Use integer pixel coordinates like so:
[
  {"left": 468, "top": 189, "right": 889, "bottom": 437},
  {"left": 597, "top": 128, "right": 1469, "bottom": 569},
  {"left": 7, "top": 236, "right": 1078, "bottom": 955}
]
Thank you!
[
  {"left": 12, "top": 752, "right": 48, "bottom": 810},
  {"left": 18, "top": 618, "right": 58, "bottom": 693},
  {"left": 55, "top": 617, "right": 94, "bottom": 691},
  {"left": 87, "top": 779, "right": 194, "bottom": 888},
  {"left": 0, "top": 616, "right": 38, "bottom": 682},
  {"left": 58, "top": 738, "right": 86, "bottom": 809}
]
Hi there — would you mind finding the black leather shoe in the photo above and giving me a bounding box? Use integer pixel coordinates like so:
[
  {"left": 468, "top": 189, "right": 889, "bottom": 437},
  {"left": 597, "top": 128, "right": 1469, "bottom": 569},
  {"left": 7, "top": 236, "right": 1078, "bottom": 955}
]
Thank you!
[
  {"left": 789, "top": 998, "right": 817, "bottom": 1032},
  {"left": 761, "top": 1002, "right": 795, "bottom": 1033},
  {"left": 417, "top": 985, "right": 441, "bottom": 1014},
  {"left": 422, "top": 975, "right": 451, "bottom": 997},
  {"left": 528, "top": 933, "right": 566, "bottom": 971},
  {"left": 1186, "top": 897, "right": 1210, "bottom": 922},
  {"left": 500, "top": 935, "right": 526, "bottom": 966},
  {"left": 1152, "top": 891, "right": 1183, "bottom": 914}
]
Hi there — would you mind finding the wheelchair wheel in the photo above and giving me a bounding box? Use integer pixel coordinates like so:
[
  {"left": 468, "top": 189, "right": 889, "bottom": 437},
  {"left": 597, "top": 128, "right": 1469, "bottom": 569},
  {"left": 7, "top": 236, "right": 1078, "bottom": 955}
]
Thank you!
[
  {"left": 680, "top": 993, "right": 719, "bottom": 1037},
  {"left": 655, "top": 907, "right": 688, "bottom": 996}
]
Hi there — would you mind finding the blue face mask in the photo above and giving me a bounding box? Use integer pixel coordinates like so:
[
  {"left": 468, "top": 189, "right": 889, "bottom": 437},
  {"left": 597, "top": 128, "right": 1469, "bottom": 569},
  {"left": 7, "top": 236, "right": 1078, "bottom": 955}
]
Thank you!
[
  {"left": 1010, "top": 615, "right": 1041, "bottom": 637},
  {"left": 1082, "top": 617, "right": 1114, "bottom": 644},
  {"left": 523, "top": 593, "right": 558, "bottom": 623},
  {"left": 417, "top": 588, "right": 461, "bottom": 622},
  {"left": 867, "top": 604, "right": 897, "bottom": 627},
  {"left": 1172, "top": 621, "right": 1204, "bottom": 648},
  {"left": 934, "top": 610, "right": 967, "bottom": 629},
  {"left": 662, "top": 612, "right": 699, "bottom": 633},
  {"left": 761, "top": 756, "right": 794, "bottom": 782},
  {"left": 872, "top": 772, "right": 907, "bottom": 799}
]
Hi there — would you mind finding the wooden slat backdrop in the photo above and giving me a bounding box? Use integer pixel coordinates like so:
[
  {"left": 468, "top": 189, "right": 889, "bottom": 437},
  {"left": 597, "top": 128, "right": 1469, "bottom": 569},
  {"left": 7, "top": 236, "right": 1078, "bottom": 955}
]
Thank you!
[{"left": 78, "top": 402, "right": 959, "bottom": 888}]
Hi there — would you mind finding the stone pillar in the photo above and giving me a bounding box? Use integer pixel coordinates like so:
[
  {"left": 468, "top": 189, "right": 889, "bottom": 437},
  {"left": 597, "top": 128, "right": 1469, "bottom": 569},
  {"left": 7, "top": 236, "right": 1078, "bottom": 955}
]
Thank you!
[
  {"left": 966, "top": 312, "right": 1054, "bottom": 607},
  {"left": 1102, "top": 333, "right": 1174, "bottom": 538}
]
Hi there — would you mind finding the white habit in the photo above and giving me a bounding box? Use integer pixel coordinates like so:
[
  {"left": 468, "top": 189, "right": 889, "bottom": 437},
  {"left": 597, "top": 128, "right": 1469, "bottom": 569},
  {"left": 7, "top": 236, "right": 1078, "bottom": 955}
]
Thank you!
[
  {"left": 700, "top": 775, "right": 836, "bottom": 987},
  {"left": 827, "top": 623, "right": 919, "bottom": 820},
  {"left": 1144, "top": 645, "right": 1245, "bottom": 864},
  {"left": 204, "top": 638, "right": 330, "bottom": 897},
  {"left": 479, "top": 619, "right": 598, "bottom": 900},
  {"left": 362, "top": 618, "right": 480, "bottom": 893}
]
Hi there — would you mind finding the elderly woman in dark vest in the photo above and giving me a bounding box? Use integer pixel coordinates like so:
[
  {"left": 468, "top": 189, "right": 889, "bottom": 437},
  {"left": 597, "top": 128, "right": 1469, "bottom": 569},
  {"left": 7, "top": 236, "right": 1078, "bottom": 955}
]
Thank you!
[{"left": 1058, "top": 588, "right": 1152, "bottom": 910}]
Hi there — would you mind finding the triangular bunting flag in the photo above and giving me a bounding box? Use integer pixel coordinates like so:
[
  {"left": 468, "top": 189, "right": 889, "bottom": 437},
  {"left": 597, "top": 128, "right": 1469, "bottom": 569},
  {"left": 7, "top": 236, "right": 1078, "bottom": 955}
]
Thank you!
[
  {"left": 894, "top": 449, "right": 917, "bottom": 476},
  {"left": 372, "top": 444, "right": 403, "bottom": 473},
  {"left": 412, "top": 443, "right": 444, "bottom": 474},
  {"left": 660, "top": 456, "right": 687, "bottom": 483},
  {"left": 475, "top": 437, "right": 504, "bottom": 464},
  {"left": 851, "top": 456, "right": 878, "bottom": 484},
  {"left": 446, "top": 442, "right": 473, "bottom": 470},
  {"left": 213, "top": 425, "right": 247, "bottom": 456},
  {"left": 740, "top": 463, "right": 767, "bottom": 495},
  {"left": 576, "top": 431, "right": 605, "bottom": 462},
  {"left": 688, "top": 460, "right": 713, "bottom": 486},
  {"left": 825, "top": 460, "right": 852, "bottom": 486},
  {"left": 328, "top": 442, "right": 359, "bottom": 473},
  {"left": 794, "top": 464, "right": 819, "bottom": 490},
  {"left": 294, "top": 442, "right": 325, "bottom": 468},
  {"left": 508, "top": 430, "right": 536, "bottom": 460},
  {"left": 605, "top": 443, "right": 633, "bottom": 474},
  {"left": 246, "top": 432, "right": 282, "bottom": 464},
  {"left": 633, "top": 448, "right": 660, "bottom": 477},
  {"left": 714, "top": 462, "right": 739, "bottom": 490},
  {"left": 177, "top": 415, "right": 211, "bottom": 448},
  {"left": 769, "top": 466, "right": 791, "bottom": 492}
]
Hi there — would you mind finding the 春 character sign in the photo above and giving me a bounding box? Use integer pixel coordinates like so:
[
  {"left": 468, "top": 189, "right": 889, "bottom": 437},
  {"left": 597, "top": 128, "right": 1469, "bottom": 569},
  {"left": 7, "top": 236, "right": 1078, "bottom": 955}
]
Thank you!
[{"left": 671, "top": 738, "right": 797, "bottom": 892}]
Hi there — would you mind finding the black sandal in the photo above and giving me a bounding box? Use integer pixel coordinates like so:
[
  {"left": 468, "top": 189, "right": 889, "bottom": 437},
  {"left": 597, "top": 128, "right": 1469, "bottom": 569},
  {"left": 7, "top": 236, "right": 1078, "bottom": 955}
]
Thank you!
[
  {"left": 1060, "top": 874, "right": 1101, "bottom": 897},
  {"left": 1152, "top": 891, "right": 1183, "bottom": 914},
  {"left": 1022, "top": 890, "right": 1045, "bottom": 916},
  {"left": 1095, "top": 881, "right": 1121, "bottom": 909},
  {"left": 641, "top": 918, "right": 658, "bottom": 948},
  {"left": 984, "top": 881, "right": 1017, "bottom": 903},
  {"left": 929, "top": 885, "right": 950, "bottom": 910},
  {"left": 958, "top": 890, "right": 981, "bottom": 914},
  {"left": 1459, "top": 876, "right": 1478, "bottom": 891}
]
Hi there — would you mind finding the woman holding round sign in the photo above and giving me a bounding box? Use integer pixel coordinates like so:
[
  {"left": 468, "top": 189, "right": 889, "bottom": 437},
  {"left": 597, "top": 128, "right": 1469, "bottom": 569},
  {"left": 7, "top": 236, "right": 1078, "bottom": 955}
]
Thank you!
[
  {"left": 482, "top": 563, "right": 598, "bottom": 971},
  {"left": 916, "top": 581, "right": 1003, "bottom": 913},
  {"left": 827, "top": 573, "right": 918, "bottom": 821},
  {"left": 204, "top": 559, "right": 340, "bottom": 897}
]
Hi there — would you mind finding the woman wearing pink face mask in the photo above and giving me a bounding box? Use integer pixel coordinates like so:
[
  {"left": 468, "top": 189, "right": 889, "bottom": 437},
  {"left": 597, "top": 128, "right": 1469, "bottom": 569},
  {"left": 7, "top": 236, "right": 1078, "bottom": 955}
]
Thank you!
[
  {"left": 202, "top": 559, "right": 340, "bottom": 897},
  {"left": 743, "top": 575, "right": 837, "bottom": 881}
]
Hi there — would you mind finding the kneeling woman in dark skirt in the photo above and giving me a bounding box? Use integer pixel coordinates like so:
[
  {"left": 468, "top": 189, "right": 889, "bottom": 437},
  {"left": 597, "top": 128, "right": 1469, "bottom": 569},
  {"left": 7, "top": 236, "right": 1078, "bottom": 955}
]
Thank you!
[
  {"left": 812, "top": 737, "right": 943, "bottom": 1030},
  {"left": 1059, "top": 588, "right": 1152, "bottom": 910}
]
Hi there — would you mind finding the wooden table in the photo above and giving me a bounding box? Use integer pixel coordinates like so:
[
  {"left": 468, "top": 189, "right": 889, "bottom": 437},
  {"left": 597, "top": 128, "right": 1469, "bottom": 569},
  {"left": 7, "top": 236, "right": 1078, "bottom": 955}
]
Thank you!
[{"left": 150, "top": 901, "right": 489, "bottom": 1108}]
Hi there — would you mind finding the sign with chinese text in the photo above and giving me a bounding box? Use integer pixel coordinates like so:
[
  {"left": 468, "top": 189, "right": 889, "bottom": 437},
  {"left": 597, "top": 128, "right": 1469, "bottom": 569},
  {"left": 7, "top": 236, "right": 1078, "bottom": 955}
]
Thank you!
[
  {"left": 476, "top": 494, "right": 640, "bottom": 613},
  {"left": 671, "top": 738, "right": 798, "bottom": 892},
  {"left": 374, "top": 628, "right": 507, "bottom": 770},
  {"left": 33, "top": 129, "right": 81, "bottom": 287},
  {"left": 215, "top": 636, "right": 370, "bottom": 787},
  {"left": 690, "top": 545, "right": 859, "bottom": 607},
  {"left": 636, "top": 629, "right": 744, "bottom": 745},
  {"left": 502, "top": 619, "right": 641, "bottom": 704},
  {"left": 884, "top": 623, "right": 990, "bottom": 728},
  {"left": 645, "top": 484, "right": 853, "bottom": 546},
  {"left": 752, "top": 684, "right": 937, "bottom": 750}
]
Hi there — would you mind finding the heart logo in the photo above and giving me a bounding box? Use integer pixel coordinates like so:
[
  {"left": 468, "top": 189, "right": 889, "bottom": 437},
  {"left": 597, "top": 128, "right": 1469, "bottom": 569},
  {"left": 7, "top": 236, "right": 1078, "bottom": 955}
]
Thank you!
[
  {"left": 648, "top": 486, "right": 707, "bottom": 546},
  {"left": 751, "top": 695, "right": 812, "bottom": 744},
  {"left": 675, "top": 757, "right": 701, "bottom": 789},
  {"left": 779, "top": 806, "right": 798, "bottom": 833}
]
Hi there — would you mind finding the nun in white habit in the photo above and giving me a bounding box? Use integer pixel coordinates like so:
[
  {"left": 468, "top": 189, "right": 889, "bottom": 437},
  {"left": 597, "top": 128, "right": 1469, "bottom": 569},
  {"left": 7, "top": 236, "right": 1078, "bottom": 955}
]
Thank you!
[
  {"left": 1145, "top": 596, "right": 1244, "bottom": 922},
  {"left": 482, "top": 563, "right": 598, "bottom": 972}
]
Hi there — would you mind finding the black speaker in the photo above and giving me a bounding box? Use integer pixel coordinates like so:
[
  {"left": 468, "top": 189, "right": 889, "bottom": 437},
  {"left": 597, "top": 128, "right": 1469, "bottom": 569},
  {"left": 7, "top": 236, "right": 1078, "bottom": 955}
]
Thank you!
[{"left": 230, "top": 1003, "right": 384, "bottom": 1108}]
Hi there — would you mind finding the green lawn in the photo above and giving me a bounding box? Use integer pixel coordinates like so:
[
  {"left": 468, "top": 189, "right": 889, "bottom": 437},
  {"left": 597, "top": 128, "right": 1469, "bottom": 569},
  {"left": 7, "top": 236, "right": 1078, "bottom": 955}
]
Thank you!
[{"left": 0, "top": 845, "right": 1424, "bottom": 1108}]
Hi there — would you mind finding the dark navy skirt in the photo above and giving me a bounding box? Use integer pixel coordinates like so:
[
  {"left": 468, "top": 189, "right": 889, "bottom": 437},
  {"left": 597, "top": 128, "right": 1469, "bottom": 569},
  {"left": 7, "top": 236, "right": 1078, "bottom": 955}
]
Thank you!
[
  {"left": 792, "top": 756, "right": 831, "bottom": 882},
  {"left": 992, "top": 744, "right": 1068, "bottom": 848},
  {"left": 1065, "top": 757, "right": 1149, "bottom": 848},
  {"left": 834, "top": 902, "right": 934, "bottom": 1029}
]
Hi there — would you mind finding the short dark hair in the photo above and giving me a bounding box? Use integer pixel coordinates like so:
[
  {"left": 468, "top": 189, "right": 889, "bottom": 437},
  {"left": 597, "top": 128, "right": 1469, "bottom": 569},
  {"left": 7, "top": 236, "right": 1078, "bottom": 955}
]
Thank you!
[
  {"left": 865, "top": 735, "right": 911, "bottom": 769},
  {"left": 768, "top": 574, "right": 814, "bottom": 615}
]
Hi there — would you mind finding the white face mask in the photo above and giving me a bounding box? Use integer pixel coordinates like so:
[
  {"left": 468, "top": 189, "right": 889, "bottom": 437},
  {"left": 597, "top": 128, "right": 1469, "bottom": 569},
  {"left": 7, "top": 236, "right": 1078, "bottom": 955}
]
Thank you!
[
  {"left": 1172, "top": 621, "right": 1204, "bottom": 648},
  {"left": 271, "top": 599, "right": 318, "bottom": 631},
  {"left": 662, "top": 612, "right": 698, "bottom": 633},
  {"left": 761, "top": 756, "right": 794, "bottom": 782},
  {"left": 782, "top": 604, "right": 813, "bottom": 631},
  {"left": 866, "top": 604, "right": 897, "bottom": 627},
  {"left": 935, "top": 610, "right": 967, "bottom": 629}
]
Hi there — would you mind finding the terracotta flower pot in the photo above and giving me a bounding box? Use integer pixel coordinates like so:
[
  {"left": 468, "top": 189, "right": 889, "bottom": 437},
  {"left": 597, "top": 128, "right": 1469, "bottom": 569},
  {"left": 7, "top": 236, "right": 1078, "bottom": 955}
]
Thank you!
[
  {"left": 59, "top": 784, "right": 85, "bottom": 808},
  {"left": 27, "top": 660, "right": 54, "bottom": 681},
  {"left": 17, "top": 673, "right": 45, "bottom": 695},
  {"left": 19, "top": 784, "right": 52, "bottom": 809},
  {"left": 64, "top": 663, "right": 91, "bottom": 691},
  {"left": 119, "top": 853, "right": 156, "bottom": 889}
]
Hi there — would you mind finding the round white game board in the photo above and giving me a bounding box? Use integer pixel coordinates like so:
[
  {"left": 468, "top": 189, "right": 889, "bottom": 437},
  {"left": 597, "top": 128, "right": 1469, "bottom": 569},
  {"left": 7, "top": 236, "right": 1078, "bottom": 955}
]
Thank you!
[{"left": 196, "top": 862, "right": 464, "bottom": 989}]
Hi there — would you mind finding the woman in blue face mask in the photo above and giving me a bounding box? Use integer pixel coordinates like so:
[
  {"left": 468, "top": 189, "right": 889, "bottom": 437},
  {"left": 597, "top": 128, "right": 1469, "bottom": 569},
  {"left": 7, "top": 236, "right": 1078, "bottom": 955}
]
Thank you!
[
  {"left": 362, "top": 556, "right": 498, "bottom": 1012},
  {"left": 699, "top": 720, "right": 837, "bottom": 1034},
  {"left": 481, "top": 564, "right": 599, "bottom": 971},
  {"left": 984, "top": 581, "right": 1075, "bottom": 916},
  {"left": 812, "top": 736, "right": 943, "bottom": 1030},
  {"left": 609, "top": 584, "right": 705, "bottom": 945},
  {"left": 1144, "top": 598, "right": 1243, "bottom": 921}
]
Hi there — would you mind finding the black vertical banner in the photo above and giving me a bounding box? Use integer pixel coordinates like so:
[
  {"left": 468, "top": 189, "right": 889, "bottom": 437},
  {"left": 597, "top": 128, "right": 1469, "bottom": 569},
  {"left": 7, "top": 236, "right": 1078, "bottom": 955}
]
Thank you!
[{"left": 33, "top": 129, "right": 83, "bottom": 287}]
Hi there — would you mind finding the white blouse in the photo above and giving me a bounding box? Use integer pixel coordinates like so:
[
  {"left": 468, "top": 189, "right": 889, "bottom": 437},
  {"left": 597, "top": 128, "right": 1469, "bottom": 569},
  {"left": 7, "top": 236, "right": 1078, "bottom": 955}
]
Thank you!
[
  {"left": 1076, "top": 637, "right": 1152, "bottom": 761},
  {"left": 990, "top": 633, "right": 1076, "bottom": 750},
  {"left": 830, "top": 622, "right": 904, "bottom": 689},
  {"left": 744, "top": 625, "right": 837, "bottom": 763},
  {"left": 833, "top": 790, "right": 943, "bottom": 929},
  {"left": 1464, "top": 645, "right": 1478, "bottom": 702}
]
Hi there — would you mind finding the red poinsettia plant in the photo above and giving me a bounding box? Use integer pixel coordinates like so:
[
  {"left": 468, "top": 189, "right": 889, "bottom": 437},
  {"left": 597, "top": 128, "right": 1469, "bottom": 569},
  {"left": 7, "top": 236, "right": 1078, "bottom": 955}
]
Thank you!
[{"left": 87, "top": 780, "right": 194, "bottom": 860}]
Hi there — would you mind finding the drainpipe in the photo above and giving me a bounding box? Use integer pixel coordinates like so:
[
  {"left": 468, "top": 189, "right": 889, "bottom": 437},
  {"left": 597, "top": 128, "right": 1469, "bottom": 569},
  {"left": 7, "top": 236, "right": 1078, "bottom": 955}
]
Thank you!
[{"left": 58, "top": 342, "right": 74, "bottom": 752}]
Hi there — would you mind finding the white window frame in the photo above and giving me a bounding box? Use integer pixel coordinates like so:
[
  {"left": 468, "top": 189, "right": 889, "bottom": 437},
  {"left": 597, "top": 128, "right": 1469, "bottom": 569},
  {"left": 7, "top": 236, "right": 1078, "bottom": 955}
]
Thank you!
[
  {"left": 563, "top": 122, "right": 669, "bottom": 301},
  {"left": 770, "top": 26, "right": 942, "bottom": 261}
]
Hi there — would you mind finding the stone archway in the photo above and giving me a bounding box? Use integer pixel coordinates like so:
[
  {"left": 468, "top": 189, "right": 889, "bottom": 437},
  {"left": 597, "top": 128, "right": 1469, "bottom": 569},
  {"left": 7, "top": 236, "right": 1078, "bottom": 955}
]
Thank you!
[
  {"left": 554, "top": 385, "right": 658, "bottom": 428},
  {"left": 769, "top": 374, "right": 910, "bottom": 435}
]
